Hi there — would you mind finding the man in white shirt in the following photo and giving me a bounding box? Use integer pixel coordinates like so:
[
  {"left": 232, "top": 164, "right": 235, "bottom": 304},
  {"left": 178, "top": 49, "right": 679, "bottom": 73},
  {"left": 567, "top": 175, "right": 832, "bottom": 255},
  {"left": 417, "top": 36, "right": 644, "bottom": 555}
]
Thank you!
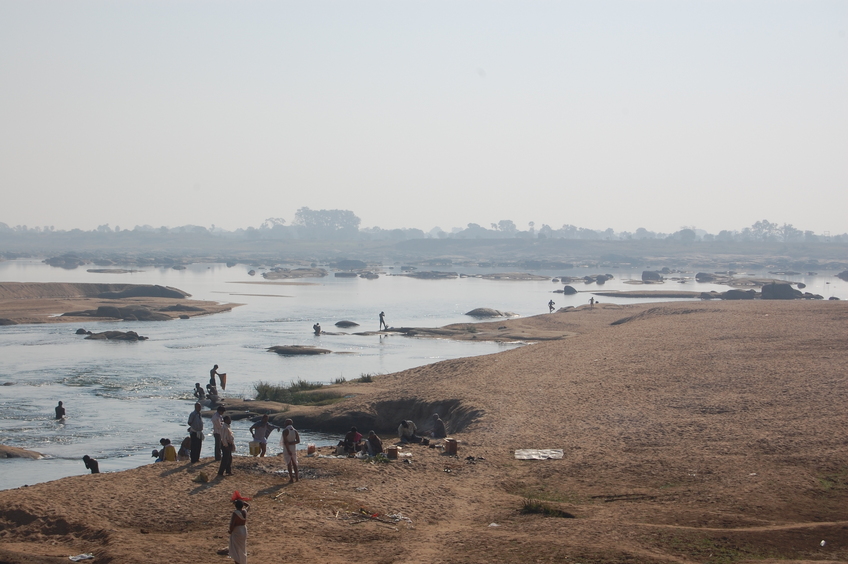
[{"left": 218, "top": 415, "right": 235, "bottom": 476}]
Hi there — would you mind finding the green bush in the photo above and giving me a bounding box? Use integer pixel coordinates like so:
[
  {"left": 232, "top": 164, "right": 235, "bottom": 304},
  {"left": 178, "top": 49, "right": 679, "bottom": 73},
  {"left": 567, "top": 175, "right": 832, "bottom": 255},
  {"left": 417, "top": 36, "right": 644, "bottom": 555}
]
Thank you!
[
  {"left": 520, "top": 498, "right": 575, "bottom": 518},
  {"left": 254, "top": 380, "right": 343, "bottom": 406}
]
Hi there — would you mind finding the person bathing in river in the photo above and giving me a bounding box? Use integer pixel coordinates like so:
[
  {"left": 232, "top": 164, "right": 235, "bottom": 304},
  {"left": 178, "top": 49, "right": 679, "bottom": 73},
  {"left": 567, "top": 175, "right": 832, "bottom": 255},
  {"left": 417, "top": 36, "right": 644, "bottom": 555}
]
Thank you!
[
  {"left": 313, "top": 322, "right": 321, "bottom": 335},
  {"left": 249, "top": 414, "right": 280, "bottom": 457},
  {"left": 193, "top": 383, "right": 206, "bottom": 401},
  {"left": 55, "top": 401, "right": 65, "bottom": 419}
]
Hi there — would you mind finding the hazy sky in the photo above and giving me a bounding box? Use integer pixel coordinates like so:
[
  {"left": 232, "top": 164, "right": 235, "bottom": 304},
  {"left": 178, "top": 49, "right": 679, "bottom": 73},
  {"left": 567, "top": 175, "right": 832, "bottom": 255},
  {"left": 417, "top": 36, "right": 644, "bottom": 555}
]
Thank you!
[{"left": 2, "top": 1, "right": 846, "bottom": 234}]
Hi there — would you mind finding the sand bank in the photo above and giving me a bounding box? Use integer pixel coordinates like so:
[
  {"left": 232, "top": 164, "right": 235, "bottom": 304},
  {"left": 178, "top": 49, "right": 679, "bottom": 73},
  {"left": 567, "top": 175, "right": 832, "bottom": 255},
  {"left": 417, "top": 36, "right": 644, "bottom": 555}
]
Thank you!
[
  {"left": 1, "top": 300, "right": 847, "bottom": 563},
  {"left": 0, "top": 282, "right": 239, "bottom": 325}
]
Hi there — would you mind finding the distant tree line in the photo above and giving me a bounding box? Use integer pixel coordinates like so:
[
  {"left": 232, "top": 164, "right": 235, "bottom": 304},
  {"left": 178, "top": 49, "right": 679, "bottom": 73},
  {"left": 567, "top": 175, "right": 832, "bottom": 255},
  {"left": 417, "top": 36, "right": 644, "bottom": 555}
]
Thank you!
[{"left": 1, "top": 210, "right": 846, "bottom": 244}]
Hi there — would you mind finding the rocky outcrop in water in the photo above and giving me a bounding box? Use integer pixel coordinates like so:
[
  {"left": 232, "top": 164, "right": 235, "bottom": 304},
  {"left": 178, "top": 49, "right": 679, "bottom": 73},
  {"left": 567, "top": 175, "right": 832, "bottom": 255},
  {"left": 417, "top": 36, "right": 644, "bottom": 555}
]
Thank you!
[
  {"left": 400, "top": 271, "right": 458, "bottom": 279},
  {"left": 84, "top": 330, "right": 148, "bottom": 341},
  {"left": 464, "top": 308, "right": 518, "bottom": 318},
  {"left": 642, "top": 271, "right": 663, "bottom": 282},
  {"left": 0, "top": 445, "right": 43, "bottom": 459},
  {"left": 263, "top": 268, "right": 327, "bottom": 280},
  {"left": 43, "top": 256, "right": 87, "bottom": 269},
  {"left": 562, "top": 285, "right": 577, "bottom": 295},
  {"left": 335, "top": 320, "right": 360, "bottom": 328},
  {"left": 97, "top": 285, "right": 188, "bottom": 299},
  {"left": 761, "top": 283, "right": 802, "bottom": 300},
  {"left": 63, "top": 306, "right": 171, "bottom": 321},
  {"left": 0, "top": 318, "right": 17, "bottom": 326},
  {"left": 837, "top": 271, "right": 848, "bottom": 282},
  {"left": 268, "top": 345, "right": 331, "bottom": 355}
]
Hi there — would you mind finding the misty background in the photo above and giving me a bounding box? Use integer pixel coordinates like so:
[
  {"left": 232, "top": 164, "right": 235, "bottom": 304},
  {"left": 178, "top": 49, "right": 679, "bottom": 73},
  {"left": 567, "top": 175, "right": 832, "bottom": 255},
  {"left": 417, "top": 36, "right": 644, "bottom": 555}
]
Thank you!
[{"left": 1, "top": 1, "right": 846, "bottom": 236}]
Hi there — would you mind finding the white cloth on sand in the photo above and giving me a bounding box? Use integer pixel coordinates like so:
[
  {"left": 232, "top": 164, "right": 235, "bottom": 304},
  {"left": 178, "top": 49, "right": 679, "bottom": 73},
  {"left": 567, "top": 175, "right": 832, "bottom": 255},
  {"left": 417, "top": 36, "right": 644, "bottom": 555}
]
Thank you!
[{"left": 514, "top": 449, "right": 564, "bottom": 460}]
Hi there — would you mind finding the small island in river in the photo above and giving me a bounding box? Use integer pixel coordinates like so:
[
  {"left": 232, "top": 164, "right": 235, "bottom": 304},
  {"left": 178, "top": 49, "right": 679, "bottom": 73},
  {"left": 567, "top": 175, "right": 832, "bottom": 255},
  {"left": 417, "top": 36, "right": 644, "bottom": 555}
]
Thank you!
[{"left": 0, "top": 282, "right": 239, "bottom": 325}]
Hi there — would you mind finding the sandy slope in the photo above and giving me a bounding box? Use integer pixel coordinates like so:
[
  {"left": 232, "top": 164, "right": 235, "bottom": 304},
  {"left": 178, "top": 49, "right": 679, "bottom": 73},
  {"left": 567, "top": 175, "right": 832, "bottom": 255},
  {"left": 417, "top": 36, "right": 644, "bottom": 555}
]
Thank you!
[{"left": 1, "top": 301, "right": 847, "bottom": 563}]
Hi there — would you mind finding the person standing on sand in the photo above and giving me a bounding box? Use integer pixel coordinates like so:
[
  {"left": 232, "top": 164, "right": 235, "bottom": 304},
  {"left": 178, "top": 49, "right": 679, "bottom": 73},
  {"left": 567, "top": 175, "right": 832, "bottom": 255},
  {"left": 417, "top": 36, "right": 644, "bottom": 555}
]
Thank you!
[
  {"left": 548, "top": 299, "right": 555, "bottom": 313},
  {"left": 379, "top": 311, "right": 387, "bottom": 331},
  {"left": 589, "top": 297, "right": 595, "bottom": 309},
  {"left": 188, "top": 402, "right": 204, "bottom": 463},
  {"left": 281, "top": 418, "right": 300, "bottom": 483},
  {"left": 218, "top": 416, "right": 235, "bottom": 476},
  {"left": 82, "top": 455, "right": 99, "bottom": 474},
  {"left": 228, "top": 499, "right": 249, "bottom": 564},
  {"left": 211, "top": 405, "right": 225, "bottom": 461},
  {"left": 55, "top": 401, "right": 65, "bottom": 419}
]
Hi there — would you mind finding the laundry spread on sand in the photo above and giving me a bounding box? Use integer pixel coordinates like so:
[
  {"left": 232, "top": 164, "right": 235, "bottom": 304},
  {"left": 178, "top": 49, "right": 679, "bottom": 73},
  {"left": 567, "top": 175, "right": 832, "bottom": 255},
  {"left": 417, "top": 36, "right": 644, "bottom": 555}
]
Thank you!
[
  {"left": 514, "top": 449, "right": 563, "bottom": 460},
  {"left": 69, "top": 554, "right": 94, "bottom": 562}
]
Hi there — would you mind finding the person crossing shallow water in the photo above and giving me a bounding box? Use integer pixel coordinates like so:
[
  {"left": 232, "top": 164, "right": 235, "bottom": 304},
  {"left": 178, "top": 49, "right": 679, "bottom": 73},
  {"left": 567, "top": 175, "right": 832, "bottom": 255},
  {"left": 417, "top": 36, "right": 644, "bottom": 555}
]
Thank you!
[{"left": 379, "top": 311, "right": 388, "bottom": 331}]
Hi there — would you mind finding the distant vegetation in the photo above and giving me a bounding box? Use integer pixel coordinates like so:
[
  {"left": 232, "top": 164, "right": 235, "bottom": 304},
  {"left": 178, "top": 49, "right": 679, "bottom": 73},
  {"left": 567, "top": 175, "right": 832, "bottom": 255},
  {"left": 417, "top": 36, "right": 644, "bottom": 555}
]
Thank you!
[
  {"left": 2, "top": 213, "right": 845, "bottom": 245},
  {"left": 3, "top": 211, "right": 848, "bottom": 271}
]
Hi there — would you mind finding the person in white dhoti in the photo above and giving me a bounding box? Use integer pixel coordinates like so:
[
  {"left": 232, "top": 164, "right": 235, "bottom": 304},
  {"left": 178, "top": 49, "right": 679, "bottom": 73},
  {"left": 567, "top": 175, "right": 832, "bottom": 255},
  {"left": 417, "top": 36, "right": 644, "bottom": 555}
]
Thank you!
[
  {"left": 281, "top": 418, "right": 300, "bottom": 483},
  {"left": 228, "top": 499, "right": 249, "bottom": 564}
]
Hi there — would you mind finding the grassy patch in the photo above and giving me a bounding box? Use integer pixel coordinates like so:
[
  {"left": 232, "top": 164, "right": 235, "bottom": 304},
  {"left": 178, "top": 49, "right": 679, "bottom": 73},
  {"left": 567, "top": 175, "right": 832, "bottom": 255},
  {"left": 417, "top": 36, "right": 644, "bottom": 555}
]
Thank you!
[
  {"left": 334, "top": 376, "right": 347, "bottom": 384},
  {"left": 520, "top": 498, "right": 575, "bottom": 518},
  {"left": 254, "top": 380, "right": 343, "bottom": 406},
  {"left": 817, "top": 469, "right": 848, "bottom": 492},
  {"left": 357, "top": 373, "right": 375, "bottom": 383}
]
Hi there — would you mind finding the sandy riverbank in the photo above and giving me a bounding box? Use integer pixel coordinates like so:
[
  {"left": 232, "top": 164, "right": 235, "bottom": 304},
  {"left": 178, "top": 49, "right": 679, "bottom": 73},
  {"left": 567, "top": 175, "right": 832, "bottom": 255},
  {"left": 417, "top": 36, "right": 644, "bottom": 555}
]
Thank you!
[
  {"left": 1, "top": 300, "right": 847, "bottom": 563},
  {"left": 0, "top": 282, "right": 239, "bottom": 325}
]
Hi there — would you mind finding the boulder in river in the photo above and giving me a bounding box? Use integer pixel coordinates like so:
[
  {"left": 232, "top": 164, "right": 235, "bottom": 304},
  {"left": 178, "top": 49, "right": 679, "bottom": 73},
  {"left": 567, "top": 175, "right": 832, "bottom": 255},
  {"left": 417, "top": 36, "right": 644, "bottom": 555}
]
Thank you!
[
  {"left": 0, "top": 318, "right": 17, "bottom": 326},
  {"left": 335, "top": 320, "right": 360, "bottom": 328},
  {"left": 562, "top": 285, "right": 577, "bottom": 295}
]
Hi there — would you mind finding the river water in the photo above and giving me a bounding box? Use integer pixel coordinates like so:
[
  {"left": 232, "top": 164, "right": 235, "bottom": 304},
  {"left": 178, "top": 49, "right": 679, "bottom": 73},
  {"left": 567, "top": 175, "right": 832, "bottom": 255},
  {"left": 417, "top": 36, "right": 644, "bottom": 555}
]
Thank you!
[{"left": 1, "top": 259, "right": 845, "bottom": 490}]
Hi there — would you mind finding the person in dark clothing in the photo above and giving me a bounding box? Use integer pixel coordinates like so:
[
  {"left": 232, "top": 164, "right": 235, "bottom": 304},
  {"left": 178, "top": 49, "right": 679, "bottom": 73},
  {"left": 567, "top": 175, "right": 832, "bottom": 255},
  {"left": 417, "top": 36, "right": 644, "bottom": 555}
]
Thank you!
[
  {"left": 187, "top": 402, "right": 204, "bottom": 462},
  {"left": 55, "top": 401, "right": 65, "bottom": 419},
  {"left": 82, "top": 455, "right": 99, "bottom": 474}
]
